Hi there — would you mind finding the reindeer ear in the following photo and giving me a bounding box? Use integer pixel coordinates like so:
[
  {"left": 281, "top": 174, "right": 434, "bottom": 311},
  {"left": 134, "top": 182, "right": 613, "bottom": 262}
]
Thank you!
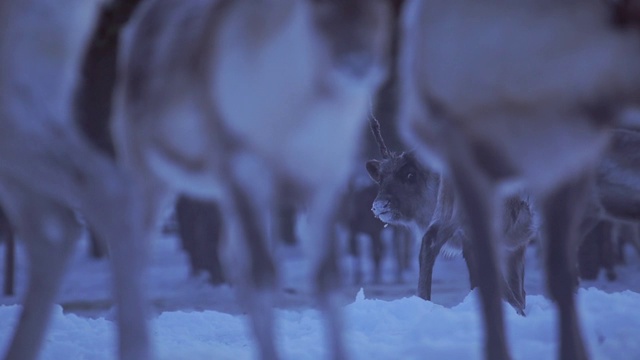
[{"left": 366, "top": 160, "right": 382, "bottom": 183}]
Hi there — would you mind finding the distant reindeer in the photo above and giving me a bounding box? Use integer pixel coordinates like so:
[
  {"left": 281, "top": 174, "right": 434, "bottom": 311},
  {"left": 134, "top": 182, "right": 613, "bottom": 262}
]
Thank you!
[
  {"left": 338, "top": 179, "right": 386, "bottom": 284},
  {"left": 580, "top": 128, "right": 640, "bottom": 279},
  {"left": 578, "top": 219, "right": 618, "bottom": 281},
  {"left": 175, "top": 197, "right": 225, "bottom": 285},
  {"left": 112, "top": 1, "right": 390, "bottom": 359},
  {"left": 0, "top": 1, "right": 160, "bottom": 360},
  {"left": 366, "top": 119, "right": 535, "bottom": 315},
  {"left": 398, "top": 0, "right": 640, "bottom": 359}
]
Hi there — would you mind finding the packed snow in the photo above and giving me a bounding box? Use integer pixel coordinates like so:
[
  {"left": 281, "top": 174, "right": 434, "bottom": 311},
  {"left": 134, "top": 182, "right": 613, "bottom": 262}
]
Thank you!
[{"left": 1, "top": 228, "right": 640, "bottom": 360}]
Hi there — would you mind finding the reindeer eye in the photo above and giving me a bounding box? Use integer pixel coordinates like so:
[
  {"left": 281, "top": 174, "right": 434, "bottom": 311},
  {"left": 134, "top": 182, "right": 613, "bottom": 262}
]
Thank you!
[{"left": 406, "top": 172, "right": 414, "bottom": 181}]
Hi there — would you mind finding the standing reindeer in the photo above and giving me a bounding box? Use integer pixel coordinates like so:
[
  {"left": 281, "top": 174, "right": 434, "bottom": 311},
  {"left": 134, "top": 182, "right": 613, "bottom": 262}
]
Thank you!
[
  {"left": 398, "top": 0, "right": 640, "bottom": 359},
  {"left": 577, "top": 128, "right": 640, "bottom": 281},
  {"left": 590, "top": 129, "right": 640, "bottom": 222},
  {"left": 365, "top": 119, "right": 535, "bottom": 315},
  {"left": 0, "top": 1, "right": 159, "bottom": 359},
  {"left": 112, "top": 0, "right": 390, "bottom": 359},
  {"left": 338, "top": 180, "right": 387, "bottom": 285}
]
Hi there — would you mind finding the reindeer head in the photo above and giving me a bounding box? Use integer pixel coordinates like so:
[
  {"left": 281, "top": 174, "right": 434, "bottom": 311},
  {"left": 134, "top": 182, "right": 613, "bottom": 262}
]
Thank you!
[
  {"left": 365, "top": 115, "right": 439, "bottom": 229},
  {"left": 366, "top": 151, "right": 439, "bottom": 229}
]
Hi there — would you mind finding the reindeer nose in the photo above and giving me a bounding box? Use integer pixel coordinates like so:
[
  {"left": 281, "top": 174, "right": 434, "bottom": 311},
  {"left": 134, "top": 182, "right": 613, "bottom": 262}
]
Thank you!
[{"left": 371, "top": 199, "right": 391, "bottom": 217}]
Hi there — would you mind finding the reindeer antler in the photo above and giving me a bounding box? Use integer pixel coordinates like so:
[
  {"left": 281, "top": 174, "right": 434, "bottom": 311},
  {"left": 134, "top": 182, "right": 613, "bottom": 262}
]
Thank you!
[{"left": 369, "top": 101, "right": 391, "bottom": 159}]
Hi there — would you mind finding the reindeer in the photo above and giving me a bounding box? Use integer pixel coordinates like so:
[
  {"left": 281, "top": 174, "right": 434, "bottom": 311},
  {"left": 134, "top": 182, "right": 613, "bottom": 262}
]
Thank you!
[
  {"left": 175, "top": 197, "right": 225, "bottom": 284},
  {"left": 337, "top": 179, "right": 387, "bottom": 284},
  {"left": 337, "top": 175, "right": 414, "bottom": 285},
  {"left": 111, "top": 1, "right": 390, "bottom": 359},
  {"left": 0, "top": 1, "right": 163, "bottom": 359},
  {"left": 579, "top": 128, "right": 640, "bottom": 279},
  {"left": 365, "top": 118, "right": 535, "bottom": 315},
  {"left": 578, "top": 218, "right": 618, "bottom": 281},
  {"left": 397, "top": 0, "right": 640, "bottom": 359}
]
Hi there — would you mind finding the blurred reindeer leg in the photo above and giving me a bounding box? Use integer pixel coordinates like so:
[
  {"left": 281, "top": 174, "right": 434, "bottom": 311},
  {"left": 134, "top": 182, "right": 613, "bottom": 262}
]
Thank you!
[
  {"left": 86, "top": 177, "right": 166, "bottom": 360},
  {"left": 541, "top": 175, "right": 590, "bottom": 360},
  {"left": 228, "top": 183, "right": 279, "bottom": 360},
  {"left": 600, "top": 222, "right": 617, "bottom": 281},
  {"left": 450, "top": 171, "right": 509, "bottom": 360},
  {"left": 442, "top": 132, "right": 510, "bottom": 360},
  {"left": 309, "top": 189, "right": 347, "bottom": 360},
  {"left": 371, "top": 231, "right": 384, "bottom": 284},
  {"left": 0, "top": 181, "right": 82, "bottom": 360}
]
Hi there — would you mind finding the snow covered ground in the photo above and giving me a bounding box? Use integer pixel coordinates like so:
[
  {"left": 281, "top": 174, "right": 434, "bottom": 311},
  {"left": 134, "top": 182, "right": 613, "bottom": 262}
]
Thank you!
[{"left": 1, "top": 228, "right": 640, "bottom": 360}]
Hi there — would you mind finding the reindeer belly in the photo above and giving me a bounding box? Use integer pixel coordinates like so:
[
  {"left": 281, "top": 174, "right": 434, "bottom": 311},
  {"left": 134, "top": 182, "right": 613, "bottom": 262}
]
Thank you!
[
  {"left": 214, "top": 7, "right": 371, "bottom": 190},
  {"left": 406, "top": 0, "right": 639, "bottom": 192},
  {"left": 416, "top": 0, "right": 640, "bottom": 117}
]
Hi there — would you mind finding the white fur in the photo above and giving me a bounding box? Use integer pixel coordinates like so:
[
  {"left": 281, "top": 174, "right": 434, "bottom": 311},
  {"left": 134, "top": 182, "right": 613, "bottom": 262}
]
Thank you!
[{"left": 215, "top": 2, "right": 376, "bottom": 190}]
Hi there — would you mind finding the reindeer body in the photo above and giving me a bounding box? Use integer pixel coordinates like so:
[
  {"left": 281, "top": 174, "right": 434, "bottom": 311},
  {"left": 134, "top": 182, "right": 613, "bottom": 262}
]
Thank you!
[
  {"left": 113, "top": 1, "right": 390, "bottom": 359},
  {"left": 594, "top": 129, "right": 640, "bottom": 219},
  {"left": 399, "top": 0, "right": 640, "bottom": 359},
  {"left": 0, "top": 1, "right": 157, "bottom": 360},
  {"left": 114, "top": 0, "right": 388, "bottom": 196}
]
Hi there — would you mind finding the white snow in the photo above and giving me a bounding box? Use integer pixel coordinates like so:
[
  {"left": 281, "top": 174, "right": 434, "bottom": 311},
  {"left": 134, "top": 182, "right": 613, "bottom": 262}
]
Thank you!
[{"left": 1, "top": 231, "right": 640, "bottom": 360}]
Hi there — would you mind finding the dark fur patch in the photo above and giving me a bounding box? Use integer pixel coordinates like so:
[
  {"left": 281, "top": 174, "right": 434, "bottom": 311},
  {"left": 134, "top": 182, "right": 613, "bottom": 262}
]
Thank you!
[
  {"left": 611, "top": 0, "right": 640, "bottom": 29},
  {"left": 471, "top": 141, "right": 518, "bottom": 181}
]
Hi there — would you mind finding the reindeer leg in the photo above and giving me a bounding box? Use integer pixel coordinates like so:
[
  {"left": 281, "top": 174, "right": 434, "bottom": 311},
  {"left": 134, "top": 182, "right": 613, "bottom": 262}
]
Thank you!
[
  {"left": 392, "top": 228, "right": 408, "bottom": 283},
  {"left": 461, "top": 238, "right": 478, "bottom": 290},
  {"left": 601, "top": 221, "right": 617, "bottom": 282},
  {"left": 541, "top": 176, "right": 590, "bottom": 360},
  {"left": 349, "top": 230, "right": 364, "bottom": 285},
  {"left": 221, "top": 180, "right": 279, "bottom": 360},
  {"left": 504, "top": 245, "right": 526, "bottom": 316},
  {"left": 461, "top": 236, "right": 522, "bottom": 316},
  {"left": 371, "top": 231, "right": 384, "bottom": 284},
  {"left": 309, "top": 189, "right": 347, "bottom": 360},
  {"left": 462, "top": 239, "right": 519, "bottom": 316},
  {"left": 448, "top": 165, "right": 511, "bottom": 360},
  {"left": 0, "top": 183, "right": 82, "bottom": 360},
  {"left": 417, "top": 223, "right": 445, "bottom": 300},
  {"left": 1, "top": 207, "right": 15, "bottom": 296},
  {"left": 83, "top": 176, "right": 165, "bottom": 360},
  {"left": 578, "top": 221, "right": 602, "bottom": 281}
]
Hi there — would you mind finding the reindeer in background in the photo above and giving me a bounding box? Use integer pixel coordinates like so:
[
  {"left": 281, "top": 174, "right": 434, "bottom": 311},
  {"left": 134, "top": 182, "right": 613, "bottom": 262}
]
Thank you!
[
  {"left": 111, "top": 0, "right": 391, "bottom": 359},
  {"left": 398, "top": 0, "right": 640, "bottom": 359},
  {"left": 366, "top": 117, "right": 535, "bottom": 315},
  {"left": 579, "top": 128, "right": 640, "bottom": 280}
]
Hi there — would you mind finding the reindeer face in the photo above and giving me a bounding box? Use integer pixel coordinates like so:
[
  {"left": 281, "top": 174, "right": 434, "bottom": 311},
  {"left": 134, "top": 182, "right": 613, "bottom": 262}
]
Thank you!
[
  {"left": 366, "top": 152, "right": 439, "bottom": 228},
  {"left": 309, "top": 0, "right": 390, "bottom": 80}
]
